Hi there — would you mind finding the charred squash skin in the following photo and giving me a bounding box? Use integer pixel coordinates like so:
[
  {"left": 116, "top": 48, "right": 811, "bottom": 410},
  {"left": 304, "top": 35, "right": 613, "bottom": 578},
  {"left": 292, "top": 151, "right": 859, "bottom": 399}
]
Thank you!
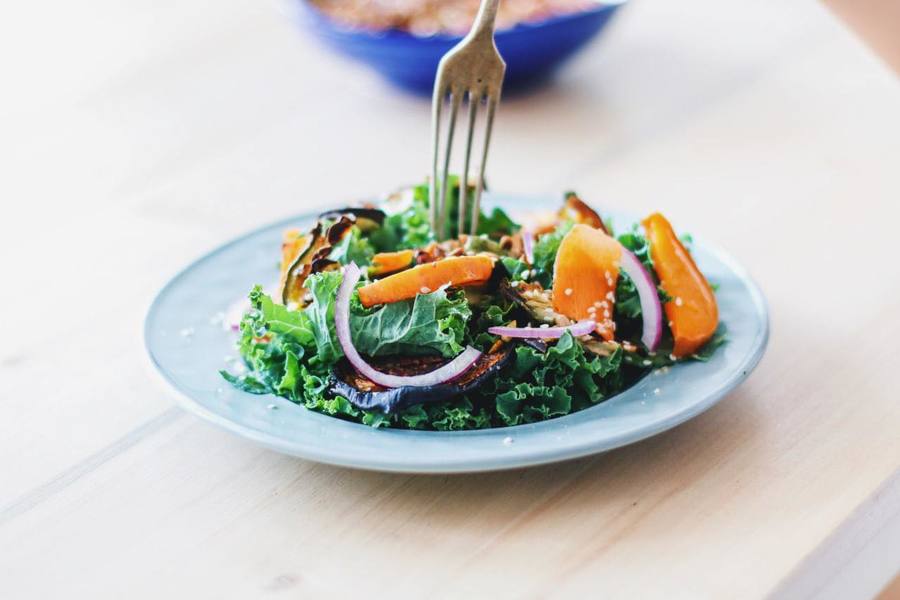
[
  {"left": 357, "top": 255, "right": 495, "bottom": 308},
  {"left": 278, "top": 229, "right": 314, "bottom": 304},
  {"left": 280, "top": 217, "right": 356, "bottom": 305},
  {"left": 642, "top": 212, "right": 718, "bottom": 357},
  {"left": 369, "top": 250, "right": 415, "bottom": 277},
  {"left": 551, "top": 224, "right": 622, "bottom": 340},
  {"left": 559, "top": 192, "right": 609, "bottom": 234}
]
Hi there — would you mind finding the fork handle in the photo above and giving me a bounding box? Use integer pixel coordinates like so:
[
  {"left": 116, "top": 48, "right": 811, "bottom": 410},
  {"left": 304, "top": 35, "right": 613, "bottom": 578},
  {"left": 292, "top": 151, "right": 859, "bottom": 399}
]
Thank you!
[{"left": 468, "top": 0, "right": 501, "bottom": 41}]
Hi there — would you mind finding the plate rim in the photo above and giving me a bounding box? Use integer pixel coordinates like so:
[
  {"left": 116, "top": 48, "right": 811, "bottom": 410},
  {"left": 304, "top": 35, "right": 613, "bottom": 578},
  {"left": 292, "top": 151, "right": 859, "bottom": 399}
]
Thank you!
[{"left": 143, "top": 201, "right": 769, "bottom": 473}]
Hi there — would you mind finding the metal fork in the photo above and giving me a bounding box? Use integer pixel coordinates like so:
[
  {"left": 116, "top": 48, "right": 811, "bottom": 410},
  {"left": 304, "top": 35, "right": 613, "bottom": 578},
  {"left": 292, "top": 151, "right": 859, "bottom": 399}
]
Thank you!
[{"left": 429, "top": 0, "right": 506, "bottom": 241}]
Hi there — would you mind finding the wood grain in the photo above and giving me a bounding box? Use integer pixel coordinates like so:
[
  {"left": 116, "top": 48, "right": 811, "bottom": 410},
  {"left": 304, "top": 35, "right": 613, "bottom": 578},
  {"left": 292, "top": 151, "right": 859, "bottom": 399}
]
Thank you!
[{"left": 1, "top": 0, "right": 898, "bottom": 597}]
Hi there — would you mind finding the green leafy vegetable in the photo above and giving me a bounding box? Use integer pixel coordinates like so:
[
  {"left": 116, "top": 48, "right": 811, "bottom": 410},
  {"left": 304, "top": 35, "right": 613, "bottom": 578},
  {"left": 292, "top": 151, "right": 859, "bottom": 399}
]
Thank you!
[
  {"left": 484, "top": 332, "right": 624, "bottom": 426},
  {"left": 302, "top": 271, "right": 472, "bottom": 360},
  {"left": 328, "top": 225, "right": 375, "bottom": 266}
]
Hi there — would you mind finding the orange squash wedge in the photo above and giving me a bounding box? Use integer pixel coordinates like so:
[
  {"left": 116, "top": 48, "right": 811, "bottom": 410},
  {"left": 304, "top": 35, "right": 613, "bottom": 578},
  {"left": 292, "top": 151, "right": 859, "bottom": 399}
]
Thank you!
[
  {"left": 559, "top": 192, "right": 609, "bottom": 234},
  {"left": 369, "top": 250, "right": 415, "bottom": 277},
  {"left": 642, "top": 212, "right": 718, "bottom": 357},
  {"left": 552, "top": 224, "right": 622, "bottom": 340},
  {"left": 278, "top": 229, "right": 312, "bottom": 300},
  {"left": 358, "top": 255, "right": 495, "bottom": 308}
]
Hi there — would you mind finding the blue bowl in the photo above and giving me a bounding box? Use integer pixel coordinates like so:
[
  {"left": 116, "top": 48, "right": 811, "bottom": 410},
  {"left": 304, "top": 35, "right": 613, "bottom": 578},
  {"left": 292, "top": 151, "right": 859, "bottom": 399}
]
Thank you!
[{"left": 292, "top": 1, "right": 626, "bottom": 94}]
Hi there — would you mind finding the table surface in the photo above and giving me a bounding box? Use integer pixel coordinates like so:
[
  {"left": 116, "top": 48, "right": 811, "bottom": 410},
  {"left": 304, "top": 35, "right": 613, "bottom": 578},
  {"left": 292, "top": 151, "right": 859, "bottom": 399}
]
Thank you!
[{"left": 2, "top": 0, "right": 899, "bottom": 598}]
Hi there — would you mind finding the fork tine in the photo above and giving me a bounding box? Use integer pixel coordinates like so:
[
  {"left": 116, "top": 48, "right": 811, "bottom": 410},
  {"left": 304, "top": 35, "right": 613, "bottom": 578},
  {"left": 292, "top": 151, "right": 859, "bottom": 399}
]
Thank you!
[
  {"left": 459, "top": 90, "right": 479, "bottom": 238},
  {"left": 470, "top": 95, "right": 497, "bottom": 236},
  {"left": 429, "top": 81, "right": 445, "bottom": 236},
  {"left": 437, "top": 89, "right": 461, "bottom": 241}
]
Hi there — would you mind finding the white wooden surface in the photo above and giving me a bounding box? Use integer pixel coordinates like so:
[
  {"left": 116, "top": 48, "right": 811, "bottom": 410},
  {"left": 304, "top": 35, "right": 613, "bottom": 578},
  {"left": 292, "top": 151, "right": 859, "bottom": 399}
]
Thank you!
[{"left": 1, "top": 0, "right": 899, "bottom": 597}]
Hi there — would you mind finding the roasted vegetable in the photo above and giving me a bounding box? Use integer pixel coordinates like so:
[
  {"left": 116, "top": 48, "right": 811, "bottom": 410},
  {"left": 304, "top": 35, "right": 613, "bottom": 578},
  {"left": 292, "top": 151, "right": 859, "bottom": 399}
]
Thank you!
[
  {"left": 280, "top": 222, "right": 323, "bottom": 305},
  {"left": 552, "top": 223, "right": 622, "bottom": 340},
  {"left": 329, "top": 345, "right": 513, "bottom": 413},
  {"left": 642, "top": 212, "right": 718, "bottom": 357},
  {"left": 281, "top": 216, "right": 355, "bottom": 305},
  {"left": 559, "top": 192, "right": 608, "bottom": 233},
  {"left": 369, "top": 249, "right": 415, "bottom": 277},
  {"left": 498, "top": 278, "right": 557, "bottom": 325},
  {"left": 278, "top": 229, "right": 313, "bottom": 299},
  {"left": 357, "top": 255, "right": 495, "bottom": 308},
  {"left": 318, "top": 207, "right": 386, "bottom": 232}
]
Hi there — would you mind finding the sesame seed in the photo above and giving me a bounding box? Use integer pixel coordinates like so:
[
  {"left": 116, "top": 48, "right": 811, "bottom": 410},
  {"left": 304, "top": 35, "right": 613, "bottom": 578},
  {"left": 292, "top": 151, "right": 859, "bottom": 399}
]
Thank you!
[
  {"left": 539, "top": 323, "right": 549, "bottom": 329},
  {"left": 521, "top": 269, "right": 530, "bottom": 279},
  {"left": 604, "top": 270, "right": 611, "bottom": 279},
  {"left": 510, "top": 280, "right": 520, "bottom": 288},
  {"left": 606, "top": 291, "right": 615, "bottom": 301},
  {"left": 653, "top": 388, "right": 661, "bottom": 395},
  {"left": 564, "top": 288, "right": 573, "bottom": 296},
  {"left": 669, "top": 354, "right": 677, "bottom": 361},
  {"left": 603, "top": 310, "right": 610, "bottom": 318},
  {"left": 587, "top": 306, "right": 597, "bottom": 314},
  {"left": 420, "top": 286, "right": 431, "bottom": 294},
  {"left": 642, "top": 360, "right": 652, "bottom": 366},
  {"left": 668, "top": 321, "right": 674, "bottom": 327},
  {"left": 675, "top": 297, "right": 684, "bottom": 306}
]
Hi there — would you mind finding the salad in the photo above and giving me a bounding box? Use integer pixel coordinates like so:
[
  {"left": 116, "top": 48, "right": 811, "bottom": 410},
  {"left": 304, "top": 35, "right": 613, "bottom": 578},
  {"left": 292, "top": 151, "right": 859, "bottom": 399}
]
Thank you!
[{"left": 222, "top": 180, "right": 725, "bottom": 430}]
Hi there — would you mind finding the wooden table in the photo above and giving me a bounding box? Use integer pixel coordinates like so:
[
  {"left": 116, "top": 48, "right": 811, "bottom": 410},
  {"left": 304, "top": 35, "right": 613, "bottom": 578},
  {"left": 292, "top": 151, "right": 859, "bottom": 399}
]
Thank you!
[{"left": 2, "top": 0, "right": 898, "bottom": 597}]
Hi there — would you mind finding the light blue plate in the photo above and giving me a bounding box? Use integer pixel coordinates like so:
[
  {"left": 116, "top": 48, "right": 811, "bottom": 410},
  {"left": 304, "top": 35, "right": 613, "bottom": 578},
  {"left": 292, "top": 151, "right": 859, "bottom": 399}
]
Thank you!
[{"left": 144, "top": 194, "right": 768, "bottom": 473}]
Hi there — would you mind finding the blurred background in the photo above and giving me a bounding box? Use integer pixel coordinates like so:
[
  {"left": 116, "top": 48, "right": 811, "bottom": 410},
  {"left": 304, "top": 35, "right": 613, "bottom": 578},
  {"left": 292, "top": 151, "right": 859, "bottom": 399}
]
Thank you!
[{"left": 1, "top": 0, "right": 896, "bottom": 240}]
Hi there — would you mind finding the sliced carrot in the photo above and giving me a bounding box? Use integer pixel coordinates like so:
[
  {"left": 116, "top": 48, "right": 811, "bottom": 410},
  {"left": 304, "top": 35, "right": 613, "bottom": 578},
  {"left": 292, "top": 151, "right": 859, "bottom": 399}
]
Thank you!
[
  {"left": 358, "top": 255, "right": 495, "bottom": 308},
  {"left": 642, "top": 212, "right": 718, "bottom": 357},
  {"left": 369, "top": 249, "right": 415, "bottom": 277},
  {"left": 552, "top": 224, "right": 622, "bottom": 340}
]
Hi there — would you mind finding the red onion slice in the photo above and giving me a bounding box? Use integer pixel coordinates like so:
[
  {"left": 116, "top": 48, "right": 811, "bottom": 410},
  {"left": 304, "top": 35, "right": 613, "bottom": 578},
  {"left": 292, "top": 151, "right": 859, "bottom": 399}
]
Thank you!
[
  {"left": 618, "top": 248, "right": 663, "bottom": 351},
  {"left": 521, "top": 228, "right": 535, "bottom": 265},
  {"left": 488, "top": 320, "right": 596, "bottom": 339},
  {"left": 335, "top": 262, "right": 482, "bottom": 388}
]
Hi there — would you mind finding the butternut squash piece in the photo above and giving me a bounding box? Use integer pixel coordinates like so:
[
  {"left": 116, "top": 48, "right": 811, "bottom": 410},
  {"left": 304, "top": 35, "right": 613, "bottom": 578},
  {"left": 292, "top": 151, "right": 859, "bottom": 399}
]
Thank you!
[
  {"left": 559, "top": 192, "right": 609, "bottom": 233},
  {"left": 642, "top": 212, "right": 718, "bottom": 357},
  {"left": 358, "top": 255, "right": 495, "bottom": 308},
  {"left": 278, "top": 229, "right": 312, "bottom": 302},
  {"left": 552, "top": 224, "right": 622, "bottom": 340},
  {"left": 369, "top": 250, "right": 415, "bottom": 277}
]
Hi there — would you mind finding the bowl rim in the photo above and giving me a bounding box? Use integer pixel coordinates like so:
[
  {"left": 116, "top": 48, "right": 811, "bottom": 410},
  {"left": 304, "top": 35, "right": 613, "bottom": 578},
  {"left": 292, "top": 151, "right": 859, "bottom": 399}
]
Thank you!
[{"left": 295, "top": 0, "right": 628, "bottom": 42}]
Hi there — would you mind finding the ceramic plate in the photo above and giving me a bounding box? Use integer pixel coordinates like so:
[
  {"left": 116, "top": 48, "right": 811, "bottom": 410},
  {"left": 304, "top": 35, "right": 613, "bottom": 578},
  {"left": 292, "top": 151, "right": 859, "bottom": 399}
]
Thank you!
[{"left": 144, "top": 194, "right": 768, "bottom": 473}]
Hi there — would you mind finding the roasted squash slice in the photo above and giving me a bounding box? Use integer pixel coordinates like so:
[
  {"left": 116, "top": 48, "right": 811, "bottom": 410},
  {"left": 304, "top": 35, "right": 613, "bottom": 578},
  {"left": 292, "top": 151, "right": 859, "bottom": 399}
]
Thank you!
[
  {"left": 642, "top": 212, "right": 718, "bottom": 357},
  {"left": 357, "top": 255, "right": 495, "bottom": 308},
  {"left": 278, "top": 228, "right": 316, "bottom": 304},
  {"left": 369, "top": 250, "right": 415, "bottom": 277},
  {"left": 559, "top": 192, "right": 609, "bottom": 233},
  {"left": 551, "top": 224, "right": 622, "bottom": 340},
  {"left": 280, "top": 216, "right": 356, "bottom": 305}
]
